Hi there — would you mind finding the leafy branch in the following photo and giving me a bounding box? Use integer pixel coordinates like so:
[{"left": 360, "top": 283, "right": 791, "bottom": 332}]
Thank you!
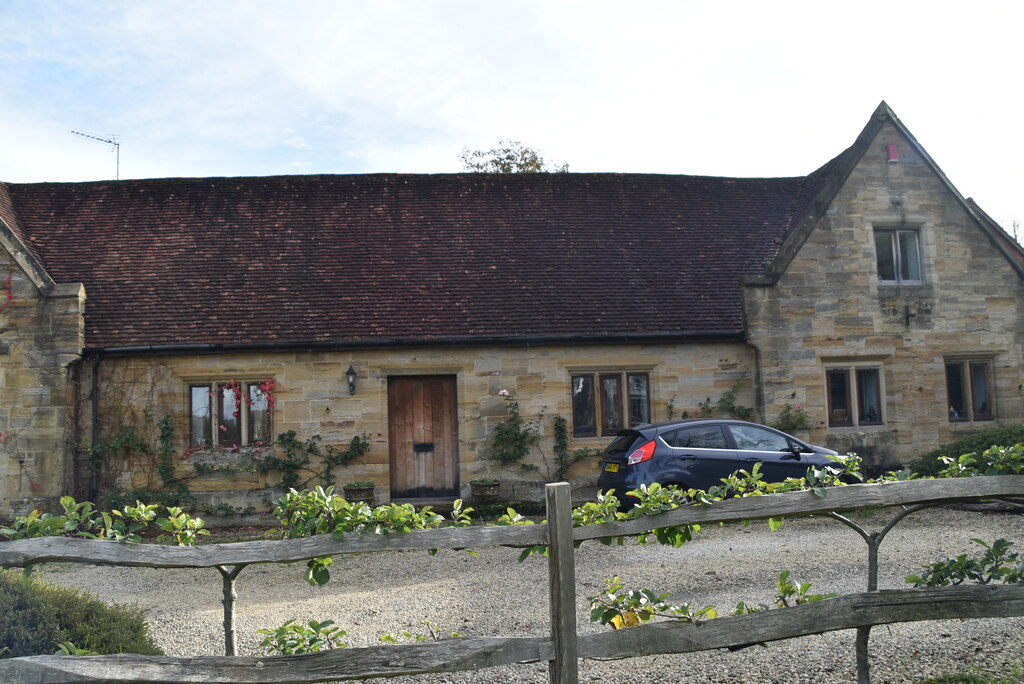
[
  {"left": 589, "top": 571, "right": 836, "bottom": 630},
  {"left": 906, "top": 538, "right": 1023, "bottom": 587},
  {"left": 939, "top": 444, "right": 1024, "bottom": 478},
  {"left": 0, "top": 495, "right": 208, "bottom": 553}
]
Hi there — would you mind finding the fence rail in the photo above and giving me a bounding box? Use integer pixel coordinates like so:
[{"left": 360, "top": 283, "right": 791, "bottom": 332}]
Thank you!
[
  {"left": 3, "top": 584, "right": 1021, "bottom": 684},
  {"left": 1, "top": 475, "right": 1023, "bottom": 684},
  {"left": 0, "top": 521, "right": 548, "bottom": 568}
]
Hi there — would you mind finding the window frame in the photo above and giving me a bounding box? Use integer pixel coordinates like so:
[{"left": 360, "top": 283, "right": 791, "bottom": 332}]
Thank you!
[
  {"left": 189, "top": 379, "right": 274, "bottom": 448},
  {"left": 826, "top": 369, "right": 853, "bottom": 427},
  {"left": 874, "top": 227, "right": 923, "bottom": 285},
  {"left": 825, "top": 365, "right": 884, "bottom": 428},
  {"left": 945, "top": 359, "right": 994, "bottom": 422},
  {"left": 571, "top": 370, "right": 651, "bottom": 437}
]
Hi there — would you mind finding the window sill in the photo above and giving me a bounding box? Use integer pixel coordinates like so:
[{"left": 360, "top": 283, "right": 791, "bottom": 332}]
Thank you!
[
  {"left": 186, "top": 445, "right": 271, "bottom": 461},
  {"left": 826, "top": 424, "right": 889, "bottom": 431},
  {"left": 877, "top": 283, "right": 932, "bottom": 296}
]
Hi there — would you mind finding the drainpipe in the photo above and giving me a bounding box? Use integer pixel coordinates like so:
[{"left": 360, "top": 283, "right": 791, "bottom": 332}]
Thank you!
[
  {"left": 749, "top": 341, "right": 765, "bottom": 420},
  {"left": 88, "top": 352, "right": 102, "bottom": 502}
]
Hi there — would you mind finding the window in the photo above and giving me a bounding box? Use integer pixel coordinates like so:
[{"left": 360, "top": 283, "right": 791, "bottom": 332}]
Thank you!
[
  {"left": 945, "top": 360, "right": 994, "bottom": 422},
  {"left": 662, "top": 424, "right": 728, "bottom": 449},
  {"left": 826, "top": 367, "right": 883, "bottom": 427},
  {"left": 874, "top": 228, "right": 922, "bottom": 284},
  {"left": 728, "top": 424, "right": 790, "bottom": 452},
  {"left": 189, "top": 380, "right": 274, "bottom": 447},
  {"left": 571, "top": 371, "right": 650, "bottom": 437}
]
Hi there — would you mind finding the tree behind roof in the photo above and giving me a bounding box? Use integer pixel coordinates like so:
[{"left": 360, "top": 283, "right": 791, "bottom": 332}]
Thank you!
[{"left": 459, "top": 139, "right": 568, "bottom": 173}]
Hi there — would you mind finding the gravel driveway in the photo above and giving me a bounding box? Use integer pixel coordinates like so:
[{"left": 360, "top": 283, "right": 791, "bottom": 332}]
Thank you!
[{"left": 40, "top": 507, "right": 1024, "bottom": 683}]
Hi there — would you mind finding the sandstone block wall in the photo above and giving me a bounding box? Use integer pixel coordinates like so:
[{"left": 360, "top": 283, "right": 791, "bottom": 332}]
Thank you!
[
  {"left": 82, "top": 342, "right": 755, "bottom": 507},
  {"left": 0, "top": 246, "right": 85, "bottom": 518},
  {"left": 745, "top": 121, "right": 1024, "bottom": 467}
]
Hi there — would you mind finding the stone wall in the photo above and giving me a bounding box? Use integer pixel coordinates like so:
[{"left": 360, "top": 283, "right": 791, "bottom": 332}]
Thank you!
[
  {"left": 745, "top": 121, "right": 1024, "bottom": 468},
  {"left": 81, "top": 342, "right": 754, "bottom": 509},
  {"left": 0, "top": 244, "right": 85, "bottom": 517}
]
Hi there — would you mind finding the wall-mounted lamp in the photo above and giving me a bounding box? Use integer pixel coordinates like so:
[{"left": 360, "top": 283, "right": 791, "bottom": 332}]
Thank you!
[{"left": 346, "top": 365, "right": 358, "bottom": 395}]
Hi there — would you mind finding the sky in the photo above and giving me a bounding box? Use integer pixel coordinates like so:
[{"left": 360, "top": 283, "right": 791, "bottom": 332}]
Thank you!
[{"left": 1, "top": 1, "right": 1021, "bottom": 230}]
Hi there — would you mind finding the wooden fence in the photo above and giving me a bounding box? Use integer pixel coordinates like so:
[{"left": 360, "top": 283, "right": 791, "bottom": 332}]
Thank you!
[{"left": 1, "top": 475, "right": 1023, "bottom": 684}]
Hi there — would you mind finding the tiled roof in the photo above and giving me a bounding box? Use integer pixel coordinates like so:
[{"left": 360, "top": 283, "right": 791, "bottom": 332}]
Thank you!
[
  {"left": 0, "top": 182, "right": 32, "bottom": 253},
  {"left": 6, "top": 172, "right": 810, "bottom": 349}
]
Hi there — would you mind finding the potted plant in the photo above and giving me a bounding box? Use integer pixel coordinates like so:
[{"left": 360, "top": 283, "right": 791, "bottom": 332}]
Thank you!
[
  {"left": 342, "top": 481, "right": 375, "bottom": 505},
  {"left": 469, "top": 478, "right": 501, "bottom": 503}
]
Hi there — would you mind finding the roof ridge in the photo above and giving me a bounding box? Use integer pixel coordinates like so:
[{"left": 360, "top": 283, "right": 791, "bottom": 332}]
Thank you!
[{"left": 4, "top": 170, "right": 811, "bottom": 189}]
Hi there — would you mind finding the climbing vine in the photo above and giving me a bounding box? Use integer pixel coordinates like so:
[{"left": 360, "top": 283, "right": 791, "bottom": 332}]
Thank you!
[
  {"left": 155, "top": 415, "right": 176, "bottom": 486},
  {"left": 527, "top": 415, "right": 600, "bottom": 481},
  {"left": 697, "top": 377, "right": 753, "bottom": 420},
  {"left": 491, "top": 389, "right": 540, "bottom": 465}
]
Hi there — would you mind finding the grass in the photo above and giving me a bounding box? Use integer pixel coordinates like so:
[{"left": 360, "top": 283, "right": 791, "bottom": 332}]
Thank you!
[{"left": 914, "top": 665, "right": 1024, "bottom": 684}]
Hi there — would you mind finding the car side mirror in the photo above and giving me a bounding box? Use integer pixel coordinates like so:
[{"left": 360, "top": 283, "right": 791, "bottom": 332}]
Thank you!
[{"left": 782, "top": 444, "right": 803, "bottom": 460}]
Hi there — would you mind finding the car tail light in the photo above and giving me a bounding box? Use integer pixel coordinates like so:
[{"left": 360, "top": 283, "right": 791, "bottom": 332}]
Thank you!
[{"left": 626, "top": 440, "right": 656, "bottom": 465}]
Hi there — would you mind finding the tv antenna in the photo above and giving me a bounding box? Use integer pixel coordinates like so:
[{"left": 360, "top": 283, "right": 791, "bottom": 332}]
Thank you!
[{"left": 70, "top": 130, "right": 120, "bottom": 180}]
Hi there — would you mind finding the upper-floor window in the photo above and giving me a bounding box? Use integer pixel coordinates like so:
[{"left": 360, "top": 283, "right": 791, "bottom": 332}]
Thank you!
[
  {"left": 572, "top": 371, "right": 650, "bottom": 437},
  {"left": 826, "top": 366, "right": 883, "bottom": 427},
  {"left": 945, "top": 360, "right": 994, "bottom": 422},
  {"left": 875, "top": 228, "right": 922, "bottom": 284},
  {"left": 190, "top": 380, "right": 274, "bottom": 447}
]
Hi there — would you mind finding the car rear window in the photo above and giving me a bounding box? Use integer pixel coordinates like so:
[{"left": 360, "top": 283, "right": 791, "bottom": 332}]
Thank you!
[
  {"left": 661, "top": 425, "right": 728, "bottom": 449},
  {"left": 602, "top": 432, "right": 643, "bottom": 456}
]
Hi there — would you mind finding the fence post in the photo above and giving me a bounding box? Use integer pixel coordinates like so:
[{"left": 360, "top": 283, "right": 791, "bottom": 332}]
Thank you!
[
  {"left": 216, "top": 564, "right": 247, "bottom": 656},
  {"left": 546, "top": 482, "right": 579, "bottom": 684}
]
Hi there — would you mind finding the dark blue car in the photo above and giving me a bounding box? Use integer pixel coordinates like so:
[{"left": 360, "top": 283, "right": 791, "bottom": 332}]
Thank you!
[{"left": 596, "top": 418, "right": 840, "bottom": 503}]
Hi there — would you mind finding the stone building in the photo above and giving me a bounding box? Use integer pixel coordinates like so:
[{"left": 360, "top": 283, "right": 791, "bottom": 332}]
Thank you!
[{"left": 1, "top": 102, "right": 1022, "bottom": 517}]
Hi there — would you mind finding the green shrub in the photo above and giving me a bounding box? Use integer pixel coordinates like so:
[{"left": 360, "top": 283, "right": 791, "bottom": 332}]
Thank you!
[
  {"left": 102, "top": 484, "right": 194, "bottom": 511},
  {"left": 0, "top": 570, "right": 162, "bottom": 658},
  {"left": 911, "top": 425, "right": 1024, "bottom": 476}
]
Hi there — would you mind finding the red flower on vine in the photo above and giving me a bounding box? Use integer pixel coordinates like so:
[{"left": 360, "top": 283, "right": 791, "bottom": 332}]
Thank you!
[{"left": 258, "top": 379, "right": 277, "bottom": 409}]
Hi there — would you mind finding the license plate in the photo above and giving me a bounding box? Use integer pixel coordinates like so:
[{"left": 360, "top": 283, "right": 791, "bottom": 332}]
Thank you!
[{"left": 604, "top": 463, "right": 619, "bottom": 473}]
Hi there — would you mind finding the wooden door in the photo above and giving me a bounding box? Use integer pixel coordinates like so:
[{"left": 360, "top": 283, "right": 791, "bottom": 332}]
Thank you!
[{"left": 387, "top": 375, "right": 459, "bottom": 498}]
